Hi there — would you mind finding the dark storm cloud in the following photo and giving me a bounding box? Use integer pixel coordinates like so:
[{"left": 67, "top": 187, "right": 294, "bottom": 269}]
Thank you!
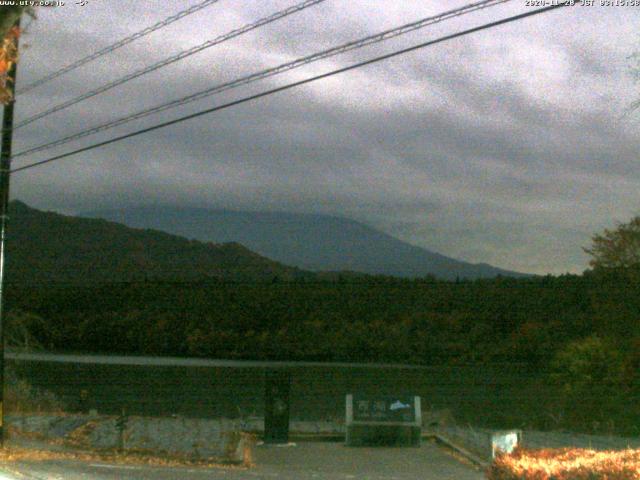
[{"left": 8, "top": 0, "right": 640, "bottom": 274}]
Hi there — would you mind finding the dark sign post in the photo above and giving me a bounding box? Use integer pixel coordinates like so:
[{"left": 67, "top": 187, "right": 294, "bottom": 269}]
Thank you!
[
  {"left": 346, "top": 395, "right": 421, "bottom": 447},
  {"left": 264, "top": 369, "right": 291, "bottom": 444}
]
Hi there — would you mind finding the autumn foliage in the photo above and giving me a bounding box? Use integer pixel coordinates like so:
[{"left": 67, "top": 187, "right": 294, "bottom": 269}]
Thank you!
[
  {"left": 0, "top": 24, "right": 19, "bottom": 104},
  {"left": 584, "top": 216, "right": 640, "bottom": 270},
  {"left": 487, "top": 447, "right": 640, "bottom": 480}
]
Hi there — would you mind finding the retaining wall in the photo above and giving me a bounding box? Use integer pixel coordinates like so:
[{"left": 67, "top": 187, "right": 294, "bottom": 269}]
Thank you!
[{"left": 7, "top": 414, "right": 249, "bottom": 462}]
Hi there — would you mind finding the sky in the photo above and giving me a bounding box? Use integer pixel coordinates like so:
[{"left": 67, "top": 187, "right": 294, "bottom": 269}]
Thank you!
[{"left": 8, "top": 0, "right": 640, "bottom": 275}]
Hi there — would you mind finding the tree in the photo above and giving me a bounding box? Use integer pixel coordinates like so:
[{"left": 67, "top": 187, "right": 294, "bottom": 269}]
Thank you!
[
  {"left": 5, "top": 310, "right": 45, "bottom": 351},
  {"left": 0, "top": 19, "right": 19, "bottom": 104},
  {"left": 583, "top": 216, "right": 640, "bottom": 270},
  {"left": 0, "top": 6, "right": 35, "bottom": 104},
  {"left": 0, "top": 7, "right": 26, "bottom": 39},
  {"left": 549, "top": 335, "right": 625, "bottom": 432}
]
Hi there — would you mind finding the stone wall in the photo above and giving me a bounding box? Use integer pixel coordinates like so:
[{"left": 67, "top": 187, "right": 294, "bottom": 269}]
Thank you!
[{"left": 7, "top": 414, "right": 250, "bottom": 463}]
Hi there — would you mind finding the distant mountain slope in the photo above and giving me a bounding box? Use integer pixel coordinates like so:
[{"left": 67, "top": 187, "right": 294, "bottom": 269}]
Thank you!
[
  {"left": 6, "top": 201, "right": 306, "bottom": 284},
  {"left": 81, "top": 206, "right": 528, "bottom": 280}
]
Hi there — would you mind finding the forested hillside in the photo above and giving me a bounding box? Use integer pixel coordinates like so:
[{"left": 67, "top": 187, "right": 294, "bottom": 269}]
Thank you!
[{"left": 5, "top": 201, "right": 307, "bottom": 283}]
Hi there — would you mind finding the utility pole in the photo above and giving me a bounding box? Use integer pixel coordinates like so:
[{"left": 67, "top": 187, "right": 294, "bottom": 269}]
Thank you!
[{"left": 0, "top": 18, "right": 20, "bottom": 447}]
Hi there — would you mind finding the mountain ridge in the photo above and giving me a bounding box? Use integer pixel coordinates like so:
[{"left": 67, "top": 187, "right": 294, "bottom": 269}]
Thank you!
[
  {"left": 6, "top": 200, "right": 308, "bottom": 284},
  {"left": 80, "top": 205, "right": 529, "bottom": 280}
]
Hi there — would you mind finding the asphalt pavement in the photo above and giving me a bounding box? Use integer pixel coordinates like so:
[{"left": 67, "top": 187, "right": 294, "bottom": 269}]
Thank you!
[{"left": 0, "top": 440, "right": 484, "bottom": 480}]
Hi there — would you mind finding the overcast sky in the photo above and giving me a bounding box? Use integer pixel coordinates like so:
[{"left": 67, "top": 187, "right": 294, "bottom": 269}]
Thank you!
[{"left": 8, "top": 0, "right": 640, "bottom": 275}]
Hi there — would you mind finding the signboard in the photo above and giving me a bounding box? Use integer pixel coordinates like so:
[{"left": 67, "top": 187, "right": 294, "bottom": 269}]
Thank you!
[
  {"left": 352, "top": 396, "right": 417, "bottom": 423},
  {"left": 345, "top": 394, "right": 421, "bottom": 446}
]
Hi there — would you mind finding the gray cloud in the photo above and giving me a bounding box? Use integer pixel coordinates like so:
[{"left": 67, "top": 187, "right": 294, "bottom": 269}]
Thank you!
[{"left": 8, "top": 0, "right": 640, "bottom": 275}]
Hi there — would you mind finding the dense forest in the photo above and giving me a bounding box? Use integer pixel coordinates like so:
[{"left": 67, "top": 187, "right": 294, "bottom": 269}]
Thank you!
[
  {"left": 5, "top": 271, "right": 640, "bottom": 434},
  {"left": 5, "top": 273, "right": 634, "bottom": 364}
]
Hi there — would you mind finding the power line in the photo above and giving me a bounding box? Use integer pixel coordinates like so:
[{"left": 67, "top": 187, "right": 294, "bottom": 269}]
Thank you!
[
  {"left": 16, "top": 0, "right": 223, "bottom": 95},
  {"left": 11, "top": 3, "right": 572, "bottom": 174},
  {"left": 13, "top": 0, "right": 328, "bottom": 130},
  {"left": 13, "top": 0, "right": 510, "bottom": 159}
]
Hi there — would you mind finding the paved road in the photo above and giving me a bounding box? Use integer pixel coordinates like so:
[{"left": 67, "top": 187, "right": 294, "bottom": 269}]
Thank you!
[{"left": 0, "top": 441, "right": 484, "bottom": 480}]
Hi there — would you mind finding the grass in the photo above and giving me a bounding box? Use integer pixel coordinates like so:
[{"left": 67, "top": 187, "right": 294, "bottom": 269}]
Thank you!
[{"left": 0, "top": 445, "right": 251, "bottom": 469}]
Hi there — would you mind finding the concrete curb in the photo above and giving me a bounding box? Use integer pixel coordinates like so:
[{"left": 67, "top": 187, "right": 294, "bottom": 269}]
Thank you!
[{"left": 425, "top": 433, "right": 489, "bottom": 469}]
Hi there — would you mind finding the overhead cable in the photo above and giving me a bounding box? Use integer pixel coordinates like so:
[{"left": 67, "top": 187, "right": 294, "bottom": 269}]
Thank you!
[
  {"left": 14, "top": 0, "right": 510, "bottom": 158},
  {"left": 17, "top": 0, "right": 223, "bottom": 95},
  {"left": 11, "top": 3, "right": 571, "bottom": 174},
  {"left": 14, "top": 0, "right": 327, "bottom": 129}
]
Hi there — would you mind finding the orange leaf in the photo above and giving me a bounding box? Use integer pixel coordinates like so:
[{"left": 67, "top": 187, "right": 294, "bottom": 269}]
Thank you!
[{"left": 7, "top": 26, "right": 20, "bottom": 39}]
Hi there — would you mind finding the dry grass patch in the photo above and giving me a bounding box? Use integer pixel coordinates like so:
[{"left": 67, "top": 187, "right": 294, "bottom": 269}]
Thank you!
[
  {"left": 0, "top": 446, "right": 251, "bottom": 470},
  {"left": 487, "top": 447, "right": 640, "bottom": 480}
]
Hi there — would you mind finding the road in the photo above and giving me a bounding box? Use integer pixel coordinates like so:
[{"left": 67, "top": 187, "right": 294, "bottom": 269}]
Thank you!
[{"left": 0, "top": 441, "right": 484, "bottom": 480}]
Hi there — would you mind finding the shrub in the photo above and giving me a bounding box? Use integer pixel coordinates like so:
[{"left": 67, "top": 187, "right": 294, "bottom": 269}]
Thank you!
[
  {"left": 487, "top": 447, "right": 640, "bottom": 480},
  {"left": 549, "top": 336, "right": 626, "bottom": 431},
  {"left": 5, "top": 368, "right": 65, "bottom": 413}
]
